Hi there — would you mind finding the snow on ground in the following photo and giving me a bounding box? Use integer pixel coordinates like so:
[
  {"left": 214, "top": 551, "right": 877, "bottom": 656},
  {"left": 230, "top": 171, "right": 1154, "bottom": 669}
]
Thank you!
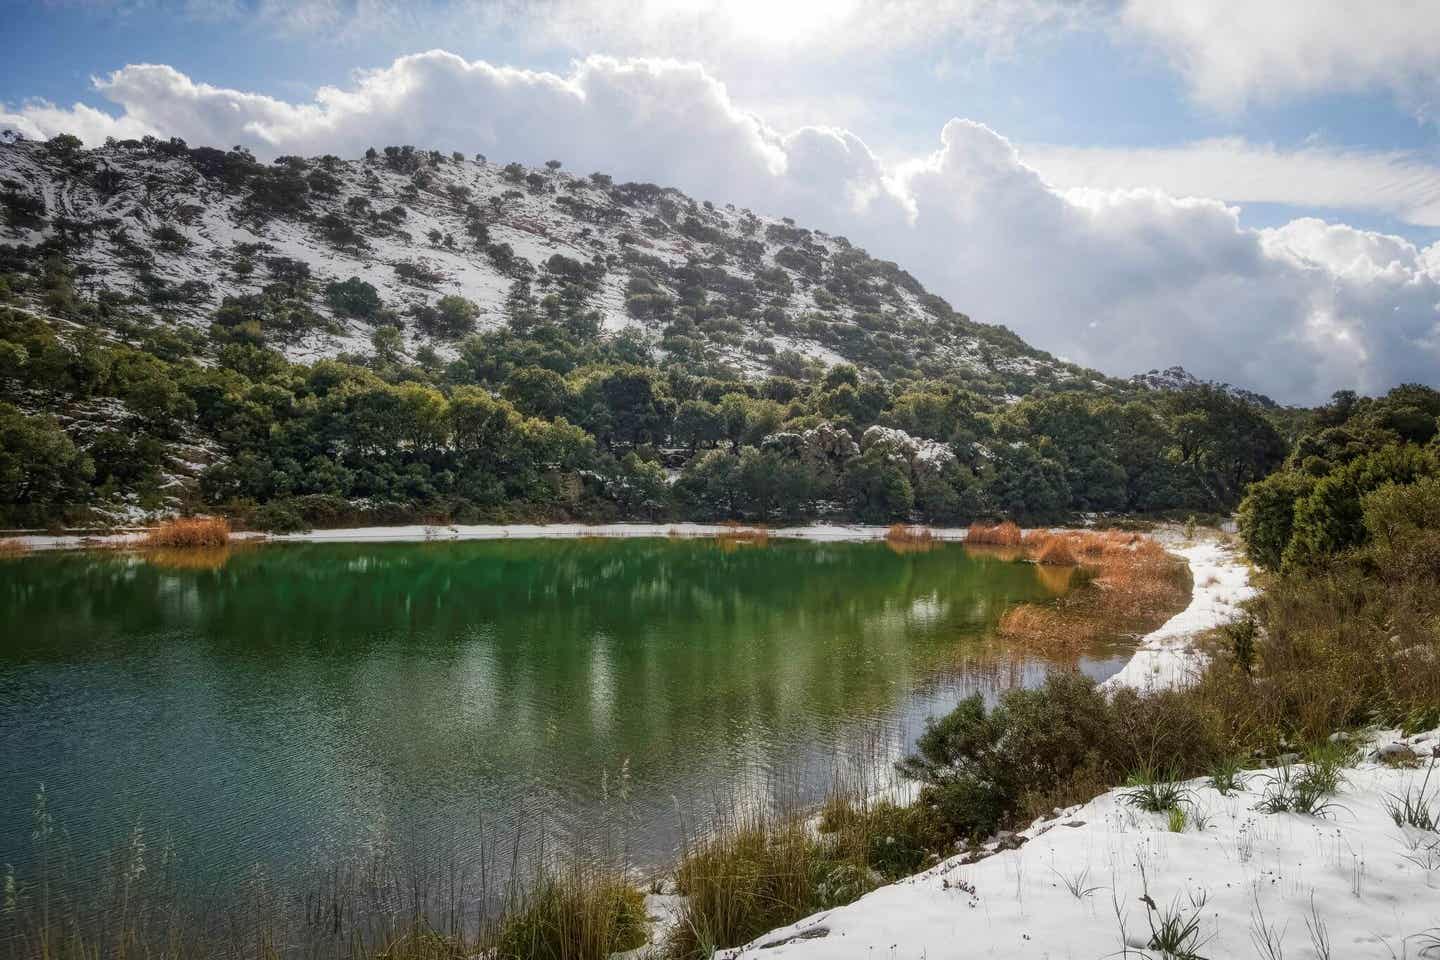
[
  {"left": 726, "top": 739, "right": 1440, "bottom": 959},
  {"left": 1102, "top": 538, "right": 1255, "bottom": 692},
  {"left": 11, "top": 521, "right": 973, "bottom": 550}
]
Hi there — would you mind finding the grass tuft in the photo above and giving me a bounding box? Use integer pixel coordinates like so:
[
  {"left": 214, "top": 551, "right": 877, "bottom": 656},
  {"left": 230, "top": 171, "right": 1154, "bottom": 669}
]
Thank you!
[
  {"left": 1122, "top": 768, "right": 1190, "bottom": 813},
  {"left": 142, "top": 516, "right": 231, "bottom": 549},
  {"left": 965, "top": 521, "right": 1023, "bottom": 546}
]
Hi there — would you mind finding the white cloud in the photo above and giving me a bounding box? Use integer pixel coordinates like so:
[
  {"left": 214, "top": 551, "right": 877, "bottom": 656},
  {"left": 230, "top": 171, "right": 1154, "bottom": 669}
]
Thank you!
[
  {"left": 1120, "top": 0, "right": 1440, "bottom": 114},
  {"left": 1023, "top": 138, "right": 1440, "bottom": 227},
  {"left": 4, "top": 53, "right": 1440, "bottom": 404}
]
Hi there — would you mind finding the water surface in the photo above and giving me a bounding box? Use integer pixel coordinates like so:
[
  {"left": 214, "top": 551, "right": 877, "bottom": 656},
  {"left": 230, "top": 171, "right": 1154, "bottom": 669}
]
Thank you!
[{"left": 0, "top": 538, "right": 1131, "bottom": 891}]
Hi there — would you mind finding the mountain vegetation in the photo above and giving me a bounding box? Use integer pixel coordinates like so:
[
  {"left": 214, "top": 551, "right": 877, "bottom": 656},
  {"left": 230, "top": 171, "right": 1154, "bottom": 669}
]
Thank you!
[{"left": 1, "top": 132, "right": 1298, "bottom": 529}]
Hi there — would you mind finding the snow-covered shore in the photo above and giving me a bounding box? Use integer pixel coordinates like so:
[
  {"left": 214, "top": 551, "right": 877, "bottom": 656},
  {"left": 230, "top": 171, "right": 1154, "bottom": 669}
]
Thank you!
[
  {"left": 717, "top": 538, "right": 1440, "bottom": 959},
  {"left": 10, "top": 521, "right": 968, "bottom": 551},
  {"left": 727, "top": 736, "right": 1440, "bottom": 959},
  {"left": 1102, "top": 537, "right": 1256, "bottom": 692}
]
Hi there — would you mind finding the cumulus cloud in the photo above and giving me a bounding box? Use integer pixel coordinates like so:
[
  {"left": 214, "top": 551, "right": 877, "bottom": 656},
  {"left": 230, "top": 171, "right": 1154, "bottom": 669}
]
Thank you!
[
  {"left": 1120, "top": 0, "right": 1440, "bottom": 113},
  {"left": 4, "top": 52, "right": 1439, "bottom": 404},
  {"left": 1024, "top": 138, "right": 1440, "bottom": 228}
]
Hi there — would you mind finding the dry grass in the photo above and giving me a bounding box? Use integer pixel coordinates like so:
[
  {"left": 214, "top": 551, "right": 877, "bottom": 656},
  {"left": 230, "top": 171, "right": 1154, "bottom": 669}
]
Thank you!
[
  {"left": 998, "top": 603, "right": 1086, "bottom": 643},
  {"left": 998, "top": 529, "right": 1191, "bottom": 648},
  {"left": 1026, "top": 532, "right": 1078, "bottom": 566},
  {"left": 966, "top": 521, "right": 1023, "bottom": 546},
  {"left": 142, "top": 516, "right": 231, "bottom": 549},
  {"left": 885, "top": 524, "right": 937, "bottom": 553},
  {"left": 0, "top": 537, "right": 30, "bottom": 557},
  {"left": 715, "top": 521, "right": 769, "bottom": 551}
]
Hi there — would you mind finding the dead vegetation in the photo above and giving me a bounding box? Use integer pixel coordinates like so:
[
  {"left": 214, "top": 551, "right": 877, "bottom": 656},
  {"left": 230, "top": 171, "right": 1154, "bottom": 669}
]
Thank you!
[
  {"left": 715, "top": 521, "right": 770, "bottom": 550},
  {"left": 998, "top": 529, "right": 1191, "bottom": 647},
  {"left": 142, "top": 516, "right": 231, "bottom": 549},
  {"left": 966, "top": 521, "right": 1023, "bottom": 546},
  {"left": 885, "top": 524, "right": 937, "bottom": 553}
]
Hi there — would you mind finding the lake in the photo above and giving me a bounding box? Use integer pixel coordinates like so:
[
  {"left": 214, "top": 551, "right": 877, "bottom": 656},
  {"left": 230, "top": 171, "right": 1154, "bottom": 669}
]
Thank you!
[{"left": 0, "top": 537, "right": 1133, "bottom": 900}]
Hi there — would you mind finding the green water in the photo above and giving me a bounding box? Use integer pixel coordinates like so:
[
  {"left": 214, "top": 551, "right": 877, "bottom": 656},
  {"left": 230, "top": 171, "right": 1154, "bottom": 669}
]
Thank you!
[{"left": 0, "top": 538, "right": 1128, "bottom": 891}]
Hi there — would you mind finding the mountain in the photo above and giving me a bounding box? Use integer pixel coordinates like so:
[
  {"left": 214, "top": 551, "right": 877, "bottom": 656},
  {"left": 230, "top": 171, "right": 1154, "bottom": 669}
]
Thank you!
[
  {"left": 0, "top": 134, "right": 1287, "bottom": 530},
  {"left": 1131, "top": 365, "right": 1276, "bottom": 409},
  {"left": 0, "top": 135, "right": 1105, "bottom": 395}
]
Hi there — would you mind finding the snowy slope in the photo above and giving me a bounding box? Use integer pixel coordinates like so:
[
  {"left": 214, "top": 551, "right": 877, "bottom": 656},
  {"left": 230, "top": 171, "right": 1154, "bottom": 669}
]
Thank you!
[{"left": 0, "top": 136, "right": 1098, "bottom": 391}]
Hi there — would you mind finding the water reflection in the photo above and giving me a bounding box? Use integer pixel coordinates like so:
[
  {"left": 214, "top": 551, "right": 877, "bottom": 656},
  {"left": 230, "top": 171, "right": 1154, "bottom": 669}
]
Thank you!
[{"left": 0, "top": 538, "right": 1131, "bottom": 893}]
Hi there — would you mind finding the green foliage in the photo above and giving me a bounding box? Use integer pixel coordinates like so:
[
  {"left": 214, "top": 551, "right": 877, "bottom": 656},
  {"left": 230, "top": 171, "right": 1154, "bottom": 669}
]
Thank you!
[
  {"left": 325, "top": 277, "right": 382, "bottom": 320},
  {"left": 1284, "top": 444, "right": 1439, "bottom": 567},
  {"left": 842, "top": 449, "right": 913, "bottom": 523},
  {"left": 1239, "top": 384, "right": 1440, "bottom": 570},
  {"left": 0, "top": 401, "right": 94, "bottom": 524},
  {"left": 895, "top": 672, "right": 1115, "bottom": 838}
]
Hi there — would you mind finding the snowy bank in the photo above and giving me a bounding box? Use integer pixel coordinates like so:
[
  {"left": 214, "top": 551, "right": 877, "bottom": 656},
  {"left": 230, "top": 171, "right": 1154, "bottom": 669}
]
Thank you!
[
  {"left": 1102, "top": 538, "right": 1255, "bottom": 692},
  {"left": 11, "top": 522, "right": 976, "bottom": 551},
  {"left": 725, "top": 733, "right": 1440, "bottom": 959}
]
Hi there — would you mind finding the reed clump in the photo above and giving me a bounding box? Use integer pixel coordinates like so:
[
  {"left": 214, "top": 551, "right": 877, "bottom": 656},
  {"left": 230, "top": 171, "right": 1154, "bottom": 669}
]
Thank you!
[
  {"left": 885, "top": 524, "right": 937, "bottom": 553},
  {"left": 1026, "top": 531, "right": 1078, "bottom": 566},
  {"left": 965, "top": 521, "right": 1023, "bottom": 546},
  {"left": 999, "top": 529, "right": 1190, "bottom": 647},
  {"left": 715, "top": 521, "right": 769, "bottom": 550},
  {"left": 491, "top": 866, "right": 649, "bottom": 960},
  {"left": 142, "top": 516, "right": 231, "bottom": 549}
]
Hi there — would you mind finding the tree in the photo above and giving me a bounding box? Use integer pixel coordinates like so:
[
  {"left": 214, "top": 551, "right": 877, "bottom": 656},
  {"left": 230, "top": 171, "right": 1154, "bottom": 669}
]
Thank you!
[
  {"left": 1283, "top": 444, "right": 1439, "bottom": 567},
  {"left": 1164, "top": 387, "right": 1286, "bottom": 510},
  {"left": 673, "top": 399, "right": 724, "bottom": 451},
  {"left": 502, "top": 367, "right": 572, "bottom": 420},
  {"left": 580, "top": 367, "right": 673, "bottom": 448},
  {"left": 325, "top": 277, "right": 382, "bottom": 320},
  {"left": 0, "top": 403, "right": 94, "bottom": 524},
  {"left": 416, "top": 295, "right": 479, "bottom": 340},
  {"left": 843, "top": 449, "right": 913, "bottom": 522}
]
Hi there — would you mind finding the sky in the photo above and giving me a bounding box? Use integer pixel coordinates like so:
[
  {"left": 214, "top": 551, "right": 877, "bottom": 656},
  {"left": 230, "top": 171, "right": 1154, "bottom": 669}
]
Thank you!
[{"left": 3, "top": 0, "right": 1440, "bottom": 404}]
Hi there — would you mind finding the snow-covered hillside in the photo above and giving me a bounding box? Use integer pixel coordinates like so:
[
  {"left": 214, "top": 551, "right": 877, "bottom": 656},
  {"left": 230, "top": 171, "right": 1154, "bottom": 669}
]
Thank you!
[{"left": 0, "top": 135, "right": 1101, "bottom": 394}]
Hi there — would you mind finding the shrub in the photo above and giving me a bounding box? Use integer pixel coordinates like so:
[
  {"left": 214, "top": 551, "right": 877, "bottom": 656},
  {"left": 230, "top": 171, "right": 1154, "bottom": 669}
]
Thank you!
[
  {"left": 1237, "top": 470, "right": 1312, "bottom": 570},
  {"left": 897, "top": 672, "right": 1114, "bottom": 835},
  {"left": 325, "top": 277, "right": 382, "bottom": 320},
  {"left": 143, "top": 516, "right": 230, "bottom": 548},
  {"left": 1222, "top": 616, "right": 1258, "bottom": 675},
  {"left": 1283, "top": 444, "right": 1439, "bottom": 568},
  {"left": 250, "top": 501, "right": 310, "bottom": 533},
  {"left": 1362, "top": 476, "right": 1440, "bottom": 553}
]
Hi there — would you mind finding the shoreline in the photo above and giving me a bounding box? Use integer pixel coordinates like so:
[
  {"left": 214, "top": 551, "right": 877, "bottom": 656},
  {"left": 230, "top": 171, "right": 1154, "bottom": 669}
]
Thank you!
[
  {"left": 9, "top": 521, "right": 973, "bottom": 552},
  {"left": 715, "top": 538, "right": 1440, "bottom": 960}
]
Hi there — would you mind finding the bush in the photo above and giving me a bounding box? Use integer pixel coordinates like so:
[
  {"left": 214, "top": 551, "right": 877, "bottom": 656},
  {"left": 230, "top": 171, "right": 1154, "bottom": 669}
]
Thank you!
[
  {"left": 250, "top": 501, "right": 310, "bottom": 533},
  {"left": 896, "top": 672, "right": 1115, "bottom": 836},
  {"left": 325, "top": 277, "right": 382, "bottom": 320},
  {"left": 1283, "top": 444, "right": 1438, "bottom": 568},
  {"left": 1362, "top": 476, "right": 1440, "bottom": 553}
]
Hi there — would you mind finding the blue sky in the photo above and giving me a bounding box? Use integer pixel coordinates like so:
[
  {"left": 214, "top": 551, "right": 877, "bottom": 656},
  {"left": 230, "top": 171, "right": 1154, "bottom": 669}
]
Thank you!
[{"left": 3, "top": 0, "right": 1439, "bottom": 400}]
